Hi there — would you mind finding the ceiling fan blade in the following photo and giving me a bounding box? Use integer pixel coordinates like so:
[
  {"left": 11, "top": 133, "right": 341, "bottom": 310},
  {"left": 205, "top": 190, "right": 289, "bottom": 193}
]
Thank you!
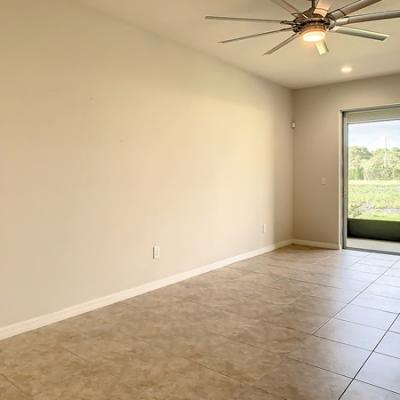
[
  {"left": 331, "top": 26, "right": 389, "bottom": 40},
  {"left": 264, "top": 32, "right": 299, "bottom": 55},
  {"left": 335, "top": 10, "right": 400, "bottom": 26},
  {"left": 205, "top": 16, "right": 284, "bottom": 24},
  {"left": 315, "top": 40, "right": 330, "bottom": 55},
  {"left": 329, "top": 0, "right": 382, "bottom": 20},
  {"left": 270, "top": 0, "right": 301, "bottom": 15},
  {"left": 314, "top": 0, "right": 336, "bottom": 17},
  {"left": 220, "top": 28, "right": 293, "bottom": 44}
]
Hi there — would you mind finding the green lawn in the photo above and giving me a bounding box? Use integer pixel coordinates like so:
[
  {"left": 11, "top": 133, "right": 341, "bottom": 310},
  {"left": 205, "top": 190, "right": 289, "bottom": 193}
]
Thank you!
[{"left": 348, "top": 180, "right": 400, "bottom": 221}]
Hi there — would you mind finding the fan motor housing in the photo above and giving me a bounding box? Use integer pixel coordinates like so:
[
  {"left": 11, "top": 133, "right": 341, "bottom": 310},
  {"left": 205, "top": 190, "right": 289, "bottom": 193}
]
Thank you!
[{"left": 302, "top": 23, "right": 327, "bottom": 34}]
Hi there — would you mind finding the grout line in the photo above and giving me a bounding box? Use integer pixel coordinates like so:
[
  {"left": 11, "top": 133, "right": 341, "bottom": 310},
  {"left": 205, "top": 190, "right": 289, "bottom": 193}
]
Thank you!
[
  {"left": 285, "top": 356, "right": 360, "bottom": 380},
  {"left": 311, "top": 260, "right": 394, "bottom": 336},
  {"left": 338, "top": 315, "right": 400, "bottom": 399},
  {"left": 136, "top": 333, "right": 287, "bottom": 400},
  {"left": 350, "top": 380, "right": 400, "bottom": 397},
  {"left": 361, "top": 292, "right": 400, "bottom": 301},
  {"left": 337, "top": 277, "right": 400, "bottom": 399},
  {"left": 334, "top": 316, "right": 394, "bottom": 331},
  {"left": 374, "top": 348, "right": 400, "bottom": 361},
  {"left": 232, "top": 267, "right": 372, "bottom": 293},
  {"left": 311, "top": 334, "right": 378, "bottom": 352},
  {"left": 0, "top": 373, "right": 32, "bottom": 398},
  {"left": 345, "top": 246, "right": 400, "bottom": 257}
]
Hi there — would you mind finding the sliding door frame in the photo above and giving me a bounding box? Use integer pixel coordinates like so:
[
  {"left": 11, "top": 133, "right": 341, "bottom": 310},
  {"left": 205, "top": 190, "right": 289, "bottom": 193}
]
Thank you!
[
  {"left": 341, "top": 111, "right": 349, "bottom": 249},
  {"left": 341, "top": 103, "right": 400, "bottom": 252}
]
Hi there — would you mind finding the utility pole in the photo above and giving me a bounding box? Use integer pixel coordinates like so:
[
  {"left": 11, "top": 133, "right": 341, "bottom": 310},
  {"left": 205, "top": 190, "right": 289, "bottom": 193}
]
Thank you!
[{"left": 384, "top": 135, "right": 388, "bottom": 169}]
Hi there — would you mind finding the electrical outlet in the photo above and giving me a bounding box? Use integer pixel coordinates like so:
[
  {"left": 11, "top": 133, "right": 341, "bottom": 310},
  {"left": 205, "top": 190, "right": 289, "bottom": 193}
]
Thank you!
[
  {"left": 263, "top": 223, "right": 267, "bottom": 233},
  {"left": 153, "top": 245, "right": 160, "bottom": 259},
  {"left": 321, "top": 177, "right": 327, "bottom": 185}
]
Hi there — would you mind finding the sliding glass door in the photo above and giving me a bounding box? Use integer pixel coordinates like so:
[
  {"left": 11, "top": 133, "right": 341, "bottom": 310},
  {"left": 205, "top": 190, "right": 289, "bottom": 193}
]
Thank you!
[{"left": 343, "top": 106, "right": 400, "bottom": 251}]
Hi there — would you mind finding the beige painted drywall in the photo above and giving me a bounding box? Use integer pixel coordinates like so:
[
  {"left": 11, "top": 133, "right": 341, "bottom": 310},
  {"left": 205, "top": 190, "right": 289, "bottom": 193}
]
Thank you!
[
  {"left": 0, "top": 0, "right": 293, "bottom": 328},
  {"left": 294, "top": 74, "right": 400, "bottom": 246}
]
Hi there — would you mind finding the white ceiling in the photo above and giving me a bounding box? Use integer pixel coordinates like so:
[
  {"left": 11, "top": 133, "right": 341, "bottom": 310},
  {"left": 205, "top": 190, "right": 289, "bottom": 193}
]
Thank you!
[{"left": 79, "top": 0, "right": 400, "bottom": 88}]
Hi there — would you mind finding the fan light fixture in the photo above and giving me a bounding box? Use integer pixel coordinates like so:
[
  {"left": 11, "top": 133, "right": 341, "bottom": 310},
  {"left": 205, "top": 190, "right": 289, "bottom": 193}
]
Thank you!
[
  {"left": 206, "top": 0, "right": 400, "bottom": 56},
  {"left": 302, "top": 26, "right": 326, "bottom": 43}
]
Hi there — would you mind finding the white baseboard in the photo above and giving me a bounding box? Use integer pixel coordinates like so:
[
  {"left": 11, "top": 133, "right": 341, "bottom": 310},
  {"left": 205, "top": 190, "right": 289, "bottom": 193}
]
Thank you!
[
  {"left": 293, "top": 239, "right": 340, "bottom": 250},
  {"left": 0, "top": 239, "right": 292, "bottom": 341}
]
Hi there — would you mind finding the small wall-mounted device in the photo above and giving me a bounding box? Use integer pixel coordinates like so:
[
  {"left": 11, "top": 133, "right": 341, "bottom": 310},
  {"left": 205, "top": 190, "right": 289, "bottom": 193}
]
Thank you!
[{"left": 153, "top": 245, "right": 160, "bottom": 259}]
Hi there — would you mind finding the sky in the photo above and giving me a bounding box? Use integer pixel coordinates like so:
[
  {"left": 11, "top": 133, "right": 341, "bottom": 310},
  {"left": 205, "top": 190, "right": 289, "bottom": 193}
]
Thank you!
[{"left": 349, "top": 120, "right": 400, "bottom": 150}]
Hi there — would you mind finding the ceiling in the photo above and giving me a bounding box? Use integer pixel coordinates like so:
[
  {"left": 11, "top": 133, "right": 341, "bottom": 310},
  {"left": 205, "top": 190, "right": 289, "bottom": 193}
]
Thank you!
[{"left": 79, "top": 0, "right": 400, "bottom": 89}]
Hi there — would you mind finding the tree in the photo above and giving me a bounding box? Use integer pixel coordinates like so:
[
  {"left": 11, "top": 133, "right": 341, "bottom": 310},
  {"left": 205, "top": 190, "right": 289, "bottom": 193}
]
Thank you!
[
  {"left": 364, "top": 148, "right": 400, "bottom": 180},
  {"left": 349, "top": 146, "right": 400, "bottom": 181},
  {"left": 348, "top": 146, "right": 371, "bottom": 180}
]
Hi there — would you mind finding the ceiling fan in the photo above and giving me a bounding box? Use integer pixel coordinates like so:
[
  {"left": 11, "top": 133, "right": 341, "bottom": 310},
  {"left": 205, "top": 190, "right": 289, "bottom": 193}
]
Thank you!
[{"left": 205, "top": 0, "right": 400, "bottom": 55}]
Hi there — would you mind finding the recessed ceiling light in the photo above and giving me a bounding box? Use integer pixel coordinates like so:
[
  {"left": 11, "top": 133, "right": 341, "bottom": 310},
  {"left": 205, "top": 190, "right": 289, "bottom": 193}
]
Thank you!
[{"left": 341, "top": 66, "right": 353, "bottom": 73}]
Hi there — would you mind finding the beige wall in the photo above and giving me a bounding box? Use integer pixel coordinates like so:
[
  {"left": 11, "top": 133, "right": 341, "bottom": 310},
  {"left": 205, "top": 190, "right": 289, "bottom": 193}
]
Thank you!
[
  {"left": 294, "top": 74, "right": 400, "bottom": 246},
  {"left": 0, "top": 0, "right": 293, "bottom": 328}
]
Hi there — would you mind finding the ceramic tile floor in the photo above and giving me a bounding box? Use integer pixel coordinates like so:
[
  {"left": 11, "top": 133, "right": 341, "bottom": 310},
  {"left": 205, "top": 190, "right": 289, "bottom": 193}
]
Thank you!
[{"left": 1, "top": 245, "right": 400, "bottom": 399}]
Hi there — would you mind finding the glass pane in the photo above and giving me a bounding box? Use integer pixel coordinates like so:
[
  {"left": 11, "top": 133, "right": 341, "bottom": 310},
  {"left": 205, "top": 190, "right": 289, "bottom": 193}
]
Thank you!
[{"left": 348, "top": 120, "right": 400, "bottom": 222}]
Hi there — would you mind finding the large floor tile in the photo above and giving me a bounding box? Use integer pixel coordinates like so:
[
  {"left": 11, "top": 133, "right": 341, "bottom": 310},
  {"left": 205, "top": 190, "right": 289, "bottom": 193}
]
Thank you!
[
  {"left": 0, "top": 340, "right": 87, "bottom": 396},
  {"left": 0, "top": 375, "right": 29, "bottom": 400},
  {"left": 358, "top": 258, "right": 396, "bottom": 268},
  {"left": 366, "top": 284, "right": 400, "bottom": 300},
  {"left": 285, "top": 271, "right": 362, "bottom": 291},
  {"left": 342, "top": 380, "right": 400, "bottom": 400},
  {"left": 357, "top": 353, "right": 400, "bottom": 394},
  {"left": 228, "top": 262, "right": 293, "bottom": 281},
  {"left": 315, "top": 318, "right": 386, "bottom": 350},
  {"left": 308, "top": 286, "right": 360, "bottom": 303},
  {"left": 317, "top": 257, "right": 361, "bottom": 268},
  {"left": 391, "top": 317, "right": 400, "bottom": 333},
  {"left": 209, "top": 316, "right": 309, "bottom": 354},
  {"left": 288, "top": 335, "right": 370, "bottom": 377},
  {"left": 352, "top": 294, "right": 400, "bottom": 313},
  {"left": 260, "top": 306, "right": 329, "bottom": 333},
  {"left": 145, "top": 330, "right": 282, "bottom": 384},
  {"left": 111, "top": 350, "right": 279, "bottom": 400},
  {"left": 345, "top": 263, "right": 390, "bottom": 274},
  {"left": 255, "top": 358, "right": 350, "bottom": 400},
  {"left": 199, "top": 290, "right": 298, "bottom": 321},
  {"left": 376, "top": 276, "right": 400, "bottom": 288},
  {"left": 294, "top": 296, "right": 347, "bottom": 317},
  {"left": 385, "top": 270, "right": 400, "bottom": 278},
  {"left": 266, "top": 278, "right": 321, "bottom": 295},
  {"left": 316, "top": 260, "right": 358, "bottom": 269},
  {"left": 233, "top": 271, "right": 282, "bottom": 290},
  {"left": 335, "top": 304, "right": 397, "bottom": 330},
  {"left": 367, "top": 253, "right": 400, "bottom": 262},
  {"left": 36, "top": 303, "right": 136, "bottom": 343},
  {"left": 335, "top": 270, "right": 381, "bottom": 283},
  {"left": 60, "top": 328, "right": 147, "bottom": 365},
  {"left": 33, "top": 363, "right": 118, "bottom": 400},
  {"left": 376, "top": 332, "right": 400, "bottom": 359}
]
